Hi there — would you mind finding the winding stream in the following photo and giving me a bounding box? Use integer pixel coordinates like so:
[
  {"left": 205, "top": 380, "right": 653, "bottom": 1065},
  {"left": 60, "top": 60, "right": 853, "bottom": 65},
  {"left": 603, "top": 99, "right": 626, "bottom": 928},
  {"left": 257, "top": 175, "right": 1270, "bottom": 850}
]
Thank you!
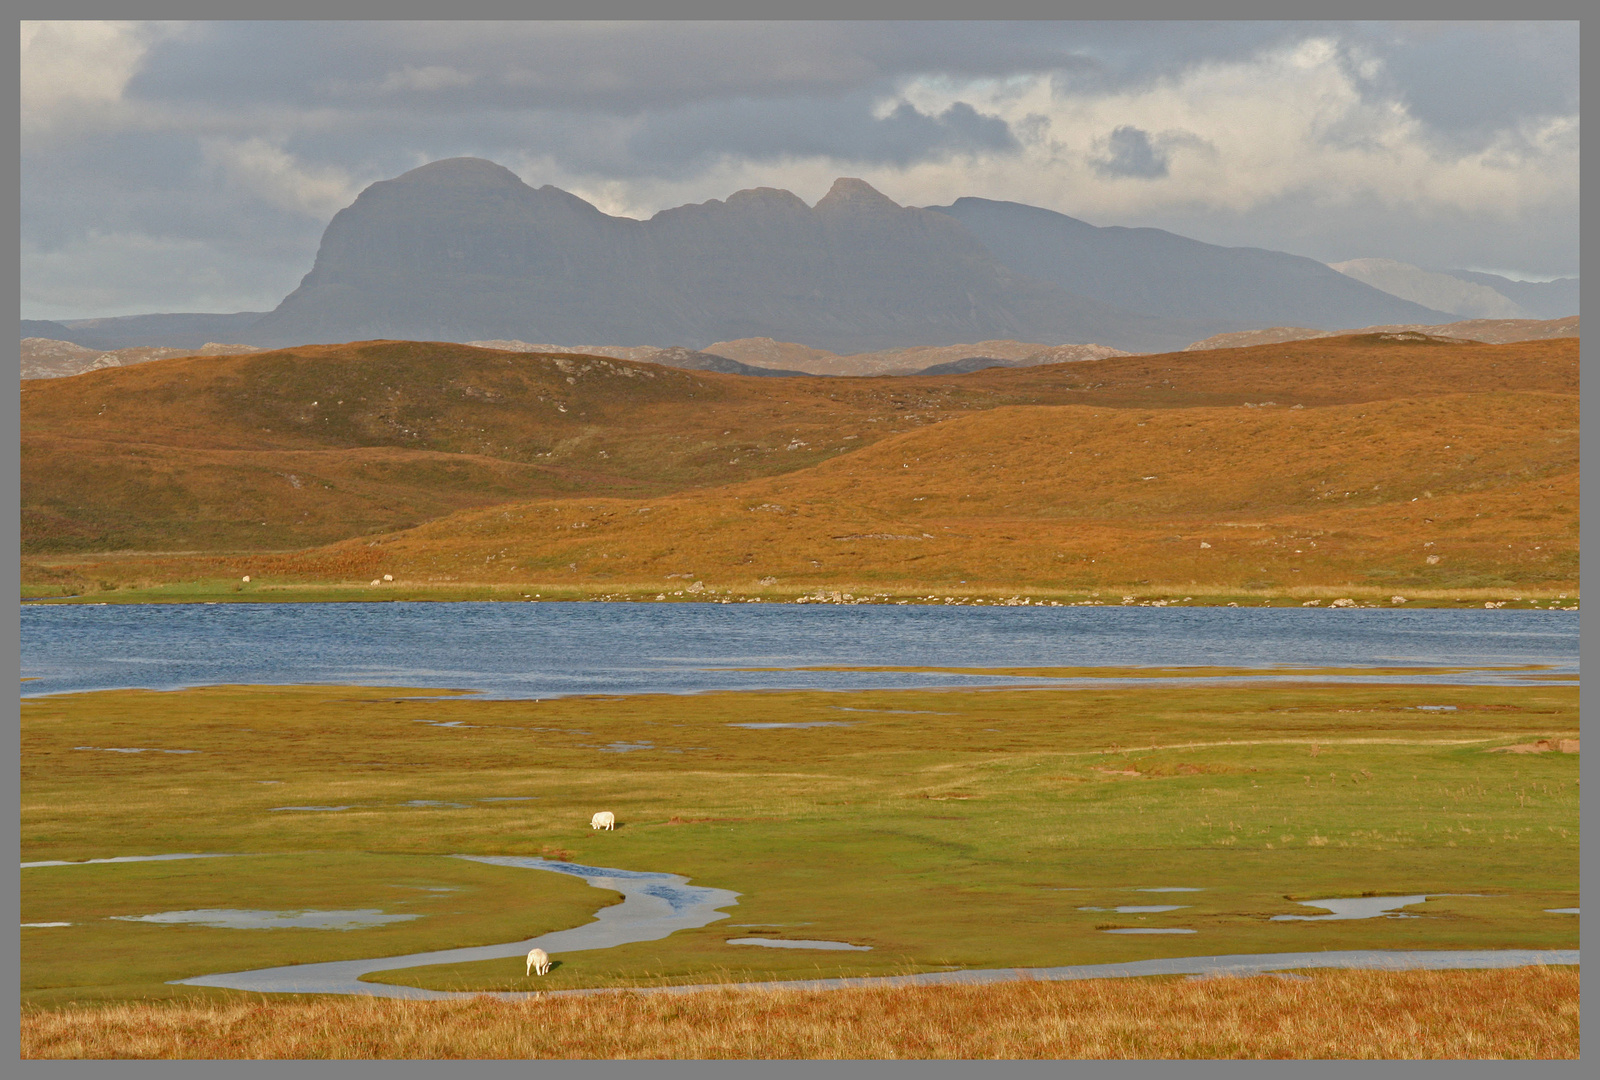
[
  {"left": 165, "top": 856, "right": 1578, "bottom": 1000},
  {"left": 174, "top": 856, "right": 740, "bottom": 999}
]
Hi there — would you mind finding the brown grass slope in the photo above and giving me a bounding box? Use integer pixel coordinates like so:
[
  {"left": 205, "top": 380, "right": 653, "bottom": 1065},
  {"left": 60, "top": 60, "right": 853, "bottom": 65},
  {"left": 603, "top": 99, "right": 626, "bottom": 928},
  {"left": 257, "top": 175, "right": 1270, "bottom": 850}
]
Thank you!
[
  {"left": 225, "top": 389, "right": 1572, "bottom": 596},
  {"left": 21, "top": 967, "right": 1579, "bottom": 1059},
  {"left": 20, "top": 335, "right": 1577, "bottom": 595}
]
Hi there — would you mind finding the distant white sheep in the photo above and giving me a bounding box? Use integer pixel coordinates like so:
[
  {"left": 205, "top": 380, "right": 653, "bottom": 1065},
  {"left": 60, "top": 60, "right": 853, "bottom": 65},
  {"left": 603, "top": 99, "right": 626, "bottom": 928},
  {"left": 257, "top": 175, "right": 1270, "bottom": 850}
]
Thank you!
[
  {"left": 526, "top": 947, "right": 550, "bottom": 976},
  {"left": 590, "top": 811, "right": 615, "bottom": 830}
]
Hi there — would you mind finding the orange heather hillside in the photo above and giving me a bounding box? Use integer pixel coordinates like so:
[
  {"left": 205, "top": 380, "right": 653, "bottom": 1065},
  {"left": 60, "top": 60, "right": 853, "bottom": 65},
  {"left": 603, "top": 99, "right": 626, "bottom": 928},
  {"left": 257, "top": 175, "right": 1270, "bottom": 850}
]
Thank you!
[
  {"left": 243, "top": 390, "right": 1576, "bottom": 596},
  {"left": 20, "top": 333, "right": 1578, "bottom": 600}
]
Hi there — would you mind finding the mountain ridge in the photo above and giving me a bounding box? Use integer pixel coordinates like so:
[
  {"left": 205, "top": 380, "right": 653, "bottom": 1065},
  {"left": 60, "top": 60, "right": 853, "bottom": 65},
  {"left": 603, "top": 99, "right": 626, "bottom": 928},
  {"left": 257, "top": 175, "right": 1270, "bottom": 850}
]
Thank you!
[
  {"left": 41, "top": 157, "right": 1580, "bottom": 354},
  {"left": 925, "top": 196, "right": 1453, "bottom": 329},
  {"left": 244, "top": 159, "right": 1207, "bottom": 354}
]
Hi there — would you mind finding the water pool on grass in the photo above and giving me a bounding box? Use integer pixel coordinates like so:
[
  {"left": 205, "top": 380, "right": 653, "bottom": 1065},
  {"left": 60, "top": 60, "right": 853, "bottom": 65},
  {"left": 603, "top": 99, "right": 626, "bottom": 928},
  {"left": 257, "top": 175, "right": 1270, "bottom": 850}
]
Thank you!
[{"left": 113, "top": 909, "right": 422, "bottom": 930}]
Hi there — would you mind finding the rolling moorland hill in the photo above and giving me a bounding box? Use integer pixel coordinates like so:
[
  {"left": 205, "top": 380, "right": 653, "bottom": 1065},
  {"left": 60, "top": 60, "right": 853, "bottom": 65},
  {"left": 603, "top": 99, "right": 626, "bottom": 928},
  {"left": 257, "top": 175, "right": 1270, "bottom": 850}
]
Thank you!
[
  {"left": 460, "top": 341, "right": 810, "bottom": 378},
  {"left": 20, "top": 338, "right": 265, "bottom": 380},
  {"left": 19, "top": 319, "right": 1569, "bottom": 382},
  {"left": 270, "top": 386, "right": 1575, "bottom": 599},
  {"left": 1185, "top": 316, "right": 1579, "bottom": 352},
  {"left": 20, "top": 333, "right": 1577, "bottom": 601},
  {"left": 703, "top": 338, "right": 1130, "bottom": 376}
]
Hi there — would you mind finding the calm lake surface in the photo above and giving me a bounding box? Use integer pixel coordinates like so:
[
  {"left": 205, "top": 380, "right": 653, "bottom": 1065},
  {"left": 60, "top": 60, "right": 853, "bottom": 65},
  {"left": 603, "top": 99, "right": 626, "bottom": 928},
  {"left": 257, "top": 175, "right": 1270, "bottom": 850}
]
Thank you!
[{"left": 19, "top": 602, "right": 1576, "bottom": 698}]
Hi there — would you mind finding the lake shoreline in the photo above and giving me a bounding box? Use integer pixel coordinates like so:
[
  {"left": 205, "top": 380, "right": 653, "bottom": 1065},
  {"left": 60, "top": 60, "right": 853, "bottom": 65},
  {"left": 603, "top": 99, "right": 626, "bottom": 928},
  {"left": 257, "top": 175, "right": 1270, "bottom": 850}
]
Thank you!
[{"left": 19, "top": 581, "right": 1580, "bottom": 610}]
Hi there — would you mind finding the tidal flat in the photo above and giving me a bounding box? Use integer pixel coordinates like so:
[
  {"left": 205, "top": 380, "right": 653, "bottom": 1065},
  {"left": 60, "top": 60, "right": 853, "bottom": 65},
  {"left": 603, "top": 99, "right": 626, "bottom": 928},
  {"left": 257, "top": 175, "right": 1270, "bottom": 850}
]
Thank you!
[{"left": 20, "top": 678, "right": 1578, "bottom": 1006}]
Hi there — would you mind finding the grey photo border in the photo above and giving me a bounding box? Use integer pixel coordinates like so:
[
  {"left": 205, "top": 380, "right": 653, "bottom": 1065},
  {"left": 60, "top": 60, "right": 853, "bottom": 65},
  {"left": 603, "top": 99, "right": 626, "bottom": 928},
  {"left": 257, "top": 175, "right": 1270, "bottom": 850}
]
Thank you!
[{"left": 10, "top": 3, "right": 1587, "bottom": 1077}]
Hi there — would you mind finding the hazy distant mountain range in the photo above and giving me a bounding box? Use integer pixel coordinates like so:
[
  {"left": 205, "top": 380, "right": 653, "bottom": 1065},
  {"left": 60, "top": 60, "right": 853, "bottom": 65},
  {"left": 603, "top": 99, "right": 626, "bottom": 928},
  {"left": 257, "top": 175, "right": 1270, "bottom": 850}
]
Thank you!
[
  {"left": 22, "top": 157, "right": 1576, "bottom": 354},
  {"left": 1327, "top": 259, "right": 1578, "bottom": 320},
  {"left": 21, "top": 313, "right": 268, "bottom": 352}
]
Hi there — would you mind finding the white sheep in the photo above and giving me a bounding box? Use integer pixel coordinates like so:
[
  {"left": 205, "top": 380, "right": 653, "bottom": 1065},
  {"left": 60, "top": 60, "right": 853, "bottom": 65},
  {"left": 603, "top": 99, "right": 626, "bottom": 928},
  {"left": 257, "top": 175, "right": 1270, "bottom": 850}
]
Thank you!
[
  {"left": 590, "top": 811, "right": 615, "bottom": 830},
  {"left": 526, "top": 947, "right": 550, "bottom": 976}
]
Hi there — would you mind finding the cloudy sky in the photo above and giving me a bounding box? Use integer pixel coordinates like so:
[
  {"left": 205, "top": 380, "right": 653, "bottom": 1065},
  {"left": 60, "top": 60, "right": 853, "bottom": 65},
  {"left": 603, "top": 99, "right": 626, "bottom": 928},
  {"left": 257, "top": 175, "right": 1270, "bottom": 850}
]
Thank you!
[{"left": 21, "top": 20, "right": 1578, "bottom": 320}]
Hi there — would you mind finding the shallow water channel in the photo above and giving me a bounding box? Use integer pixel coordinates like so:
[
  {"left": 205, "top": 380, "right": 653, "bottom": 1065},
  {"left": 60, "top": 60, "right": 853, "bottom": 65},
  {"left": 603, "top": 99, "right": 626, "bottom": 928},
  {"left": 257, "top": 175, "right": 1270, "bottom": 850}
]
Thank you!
[
  {"left": 152, "top": 857, "right": 1580, "bottom": 1000},
  {"left": 174, "top": 856, "right": 740, "bottom": 999}
]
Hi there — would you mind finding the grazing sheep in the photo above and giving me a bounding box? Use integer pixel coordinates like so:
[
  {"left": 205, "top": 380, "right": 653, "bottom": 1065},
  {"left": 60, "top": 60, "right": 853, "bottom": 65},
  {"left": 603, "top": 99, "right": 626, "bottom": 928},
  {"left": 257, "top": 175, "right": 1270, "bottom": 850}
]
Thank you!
[
  {"left": 526, "top": 948, "right": 550, "bottom": 976},
  {"left": 590, "top": 811, "right": 615, "bottom": 830}
]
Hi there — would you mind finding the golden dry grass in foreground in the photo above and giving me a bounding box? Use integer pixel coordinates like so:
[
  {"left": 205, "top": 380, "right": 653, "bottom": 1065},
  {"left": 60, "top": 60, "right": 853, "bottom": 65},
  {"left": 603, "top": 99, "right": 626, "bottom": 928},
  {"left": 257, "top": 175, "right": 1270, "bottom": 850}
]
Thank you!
[{"left": 22, "top": 967, "right": 1578, "bottom": 1059}]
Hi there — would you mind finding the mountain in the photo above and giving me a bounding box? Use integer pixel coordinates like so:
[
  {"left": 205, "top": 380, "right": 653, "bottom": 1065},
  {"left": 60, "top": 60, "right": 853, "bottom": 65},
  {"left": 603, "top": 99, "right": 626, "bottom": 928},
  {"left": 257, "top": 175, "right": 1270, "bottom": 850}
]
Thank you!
[
  {"left": 21, "top": 319, "right": 77, "bottom": 342},
  {"left": 924, "top": 197, "right": 1454, "bottom": 329},
  {"left": 1328, "top": 259, "right": 1529, "bottom": 319},
  {"left": 24, "top": 312, "right": 268, "bottom": 350},
  {"left": 1431, "top": 270, "right": 1579, "bottom": 321},
  {"left": 243, "top": 158, "right": 1222, "bottom": 354},
  {"left": 42, "top": 158, "right": 1526, "bottom": 355}
]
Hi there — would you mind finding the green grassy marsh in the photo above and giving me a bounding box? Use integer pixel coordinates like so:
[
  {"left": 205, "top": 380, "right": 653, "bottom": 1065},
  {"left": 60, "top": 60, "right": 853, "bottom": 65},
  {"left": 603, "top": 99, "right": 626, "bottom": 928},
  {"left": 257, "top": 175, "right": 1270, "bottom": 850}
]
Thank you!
[{"left": 20, "top": 679, "right": 1579, "bottom": 1004}]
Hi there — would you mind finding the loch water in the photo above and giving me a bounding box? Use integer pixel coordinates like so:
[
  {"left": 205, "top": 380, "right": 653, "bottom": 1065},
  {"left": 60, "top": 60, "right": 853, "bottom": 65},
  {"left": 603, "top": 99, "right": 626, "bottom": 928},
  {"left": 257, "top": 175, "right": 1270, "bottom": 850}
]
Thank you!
[{"left": 20, "top": 601, "right": 1576, "bottom": 698}]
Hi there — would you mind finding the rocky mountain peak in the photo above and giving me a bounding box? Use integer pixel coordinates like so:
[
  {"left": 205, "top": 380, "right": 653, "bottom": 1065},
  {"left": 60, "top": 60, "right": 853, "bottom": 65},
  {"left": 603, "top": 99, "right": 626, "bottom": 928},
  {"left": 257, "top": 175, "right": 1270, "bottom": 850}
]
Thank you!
[
  {"left": 724, "top": 187, "right": 812, "bottom": 212},
  {"left": 814, "top": 177, "right": 901, "bottom": 214},
  {"left": 390, "top": 157, "right": 530, "bottom": 190}
]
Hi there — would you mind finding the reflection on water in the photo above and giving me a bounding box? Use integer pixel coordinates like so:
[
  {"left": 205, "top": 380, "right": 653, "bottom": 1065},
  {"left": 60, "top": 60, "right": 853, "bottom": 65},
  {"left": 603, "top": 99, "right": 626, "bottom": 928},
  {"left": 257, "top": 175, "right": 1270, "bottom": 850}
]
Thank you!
[
  {"left": 727, "top": 937, "right": 872, "bottom": 951},
  {"left": 1271, "top": 895, "right": 1438, "bottom": 921},
  {"left": 22, "top": 853, "right": 239, "bottom": 869},
  {"left": 1080, "top": 905, "right": 1188, "bottom": 913},
  {"left": 113, "top": 908, "right": 421, "bottom": 930},
  {"left": 21, "top": 602, "right": 1578, "bottom": 699}
]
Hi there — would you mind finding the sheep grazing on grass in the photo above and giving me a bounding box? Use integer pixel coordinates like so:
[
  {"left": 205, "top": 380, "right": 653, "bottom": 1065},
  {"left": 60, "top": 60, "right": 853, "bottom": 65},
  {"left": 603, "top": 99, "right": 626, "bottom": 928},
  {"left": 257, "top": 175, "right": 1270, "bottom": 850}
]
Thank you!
[
  {"left": 590, "top": 811, "right": 615, "bottom": 830},
  {"left": 526, "top": 948, "right": 550, "bottom": 976}
]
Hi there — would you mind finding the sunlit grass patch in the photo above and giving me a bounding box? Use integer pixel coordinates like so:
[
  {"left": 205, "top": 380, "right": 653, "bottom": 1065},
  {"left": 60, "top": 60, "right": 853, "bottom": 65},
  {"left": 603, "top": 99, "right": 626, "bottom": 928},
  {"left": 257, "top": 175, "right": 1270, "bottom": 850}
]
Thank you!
[{"left": 20, "top": 966, "right": 1579, "bottom": 1059}]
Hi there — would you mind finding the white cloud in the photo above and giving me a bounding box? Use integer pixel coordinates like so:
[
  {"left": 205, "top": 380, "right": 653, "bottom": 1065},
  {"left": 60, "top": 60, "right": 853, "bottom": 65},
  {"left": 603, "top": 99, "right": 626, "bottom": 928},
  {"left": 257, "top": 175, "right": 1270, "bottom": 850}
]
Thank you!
[
  {"left": 201, "top": 137, "right": 361, "bottom": 220},
  {"left": 20, "top": 21, "right": 184, "bottom": 137},
  {"left": 865, "top": 36, "right": 1576, "bottom": 227},
  {"left": 507, "top": 33, "right": 1575, "bottom": 234}
]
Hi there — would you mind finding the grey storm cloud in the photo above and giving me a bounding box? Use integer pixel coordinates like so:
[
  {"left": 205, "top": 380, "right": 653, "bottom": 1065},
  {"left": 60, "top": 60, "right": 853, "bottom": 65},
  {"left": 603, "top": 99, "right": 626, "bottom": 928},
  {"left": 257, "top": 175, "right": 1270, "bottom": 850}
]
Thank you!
[
  {"left": 21, "top": 20, "right": 1578, "bottom": 319},
  {"left": 1091, "top": 126, "right": 1168, "bottom": 180},
  {"left": 121, "top": 21, "right": 1093, "bottom": 115},
  {"left": 626, "top": 98, "right": 1020, "bottom": 173}
]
